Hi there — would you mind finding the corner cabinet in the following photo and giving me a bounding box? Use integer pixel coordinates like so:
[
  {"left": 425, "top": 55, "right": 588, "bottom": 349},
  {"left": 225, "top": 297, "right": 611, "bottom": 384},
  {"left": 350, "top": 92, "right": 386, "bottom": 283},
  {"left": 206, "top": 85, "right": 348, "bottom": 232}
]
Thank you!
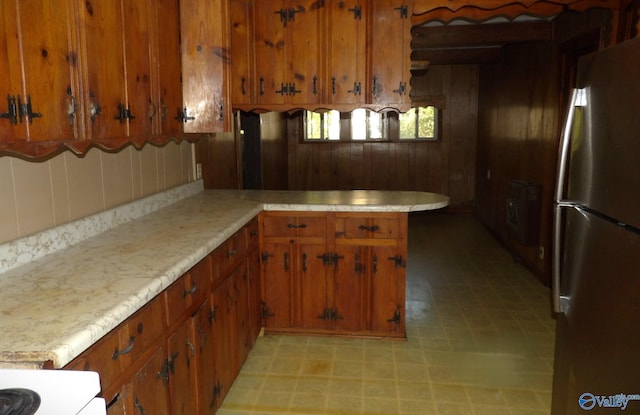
[
  {"left": 259, "top": 211, "right": 407, "bottom": 339},
  {"left": 370, "top": 0, "right": 413, "bottom": 109}
]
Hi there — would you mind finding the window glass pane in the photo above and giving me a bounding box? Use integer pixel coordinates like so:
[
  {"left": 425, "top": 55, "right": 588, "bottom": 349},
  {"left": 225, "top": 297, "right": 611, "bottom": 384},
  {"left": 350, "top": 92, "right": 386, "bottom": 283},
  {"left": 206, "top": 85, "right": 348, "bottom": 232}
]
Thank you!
[
  {"left": 326, "top": 110, "right": 340, "bottom": 140},
  {"left": 306, "top": 111, "right": 322, "bottom": 140},
  {"left": 418, "top": 106, "right": 436, "bottom": 138},
  {"left": 369, "top": 111, "right": 383, "bottom": 139},
  {"left": 351, "top": 109, "right": 366, "bottom": 140},
  {"left": 399, "top": 109, "right": 416, "bottom": 139}
]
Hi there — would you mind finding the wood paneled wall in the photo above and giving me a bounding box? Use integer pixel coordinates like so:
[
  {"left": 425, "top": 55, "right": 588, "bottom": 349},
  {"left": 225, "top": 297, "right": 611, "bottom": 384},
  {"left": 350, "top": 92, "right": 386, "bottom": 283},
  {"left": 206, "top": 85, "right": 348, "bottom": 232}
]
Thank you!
[
  {"left": 284, "top": 65, "right": 479, "bottom": 209},
  {"left": 475, "top": 9, "right": 612, "bottom": 283}
]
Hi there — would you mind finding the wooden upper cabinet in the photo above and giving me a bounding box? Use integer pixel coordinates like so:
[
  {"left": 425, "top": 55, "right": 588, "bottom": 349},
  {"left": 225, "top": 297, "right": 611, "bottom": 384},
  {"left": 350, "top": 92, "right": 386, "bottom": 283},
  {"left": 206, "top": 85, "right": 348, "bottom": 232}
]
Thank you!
[
  {"left": 122, "top": 0, "right": 155, "bottom": 138},
  {"left": 79, "top": 0, "right": 181, "bottom": 142},
  {"left": 77, "top": 0, "right": 128, "bottom": 142},
  {"left": 180, "top": 0, "right": 231, "bottom": 133},
  {"left": 153, "top": 0, "right": 183, "bottom": 136},
  {"left": 370, "top": 0, "right": 412, "bottom": 111},
  {"left": 230, "top": 0, "right": 254, "bottom": 106},
  {"left": 253, "top": 1, "right": 287, "bottom": 105},
  {"left": 0, "top": 0, "right": 80, "bottom": 150},
  {"left": 327, "top": 0, "right": 368, "bottom": 106},
  {"left": 253, "top": 0, "right": 324, "bottom": 106}
]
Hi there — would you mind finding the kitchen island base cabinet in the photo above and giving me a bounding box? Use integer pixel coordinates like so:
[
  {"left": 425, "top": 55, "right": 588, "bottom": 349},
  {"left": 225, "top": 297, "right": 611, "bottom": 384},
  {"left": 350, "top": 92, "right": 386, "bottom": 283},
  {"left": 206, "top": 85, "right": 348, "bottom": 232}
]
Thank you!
[{"left": 260, "top": 211, "right": 407, "bottom": 339}]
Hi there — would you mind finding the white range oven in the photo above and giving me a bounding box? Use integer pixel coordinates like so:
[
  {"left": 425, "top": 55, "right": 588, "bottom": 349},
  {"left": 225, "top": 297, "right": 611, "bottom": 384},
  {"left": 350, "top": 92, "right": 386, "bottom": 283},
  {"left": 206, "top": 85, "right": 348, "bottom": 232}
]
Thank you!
[{"left": 0, "top": 369, "right": 105, "bottom": 415}]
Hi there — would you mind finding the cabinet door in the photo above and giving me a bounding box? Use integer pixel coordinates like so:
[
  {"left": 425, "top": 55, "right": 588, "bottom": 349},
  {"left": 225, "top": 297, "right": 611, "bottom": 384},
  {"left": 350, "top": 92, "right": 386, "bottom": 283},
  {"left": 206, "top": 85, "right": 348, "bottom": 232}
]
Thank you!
[
  {"left": 261, "top": 242, "right": 294, "bottom": 328},
  {"left": 167, "top": 319, "right": 198, "bottom": 415},
  {"left": 154, "top": 0, "right": 183, "bottom": 135},
  {"left": 229, "top": 0, "right": 254, "bottom": 105},
  {"left": 234, "top": 266, "right": 251, "bottom": 368},
  {"left": 211, "top": 276, "right": 237, "bottom": 407},
  {"left": 78, "top": 0, "right": 128, "bottom": 140},
  {"left": 247, "top": 246, "right": 262, "bottom": 344},
  {"left": 327, "top": 0, "right": 367, "bottom": 105},
  {"left": 369, "top": 245, "right": 405, "bottom": 334},
  {"left": 284, "top": 0, "right": 324, "bottom": 106},
  {"left": 370, "top": 0, "right": 412, "bottom": 108},
  {"left": 194, "top": 299, "right": 217, "bottom": 415},
  {"left": 122, "top": 0, "right": 153, "bottom": 137},
  {"left": 112, "top": 347, "right": 170, "bottom": 415},
  {"left": 253, "top": 0, "right": 287, "bottom": 105},
  {"left": 129, "top": 346, "right": 171, "bottom": 415},
  {"left": 1, "top": 0, "right": 79, "bottom": 143},
  {"left": 298, "top": 243, "right": 330, "bottom": 330},
  {"left": 181, "top": 0, "right": 231, "bottom": 132},
  {"left": 332, "top": 245, "right": 367, "bottom": 332}
]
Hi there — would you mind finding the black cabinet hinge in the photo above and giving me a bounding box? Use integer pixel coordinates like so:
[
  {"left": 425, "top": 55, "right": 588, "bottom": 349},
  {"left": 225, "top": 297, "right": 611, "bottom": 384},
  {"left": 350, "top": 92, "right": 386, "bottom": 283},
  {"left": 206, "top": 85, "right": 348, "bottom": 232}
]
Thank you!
[
  {"left": 393, "top": 82, "right": 407, "bottom": 96},
  {"left": 394, "top": 5, "right": 408, "bottom": 19},
  {"left": 261, "top": 251, "right": 274, "bottom": 264},
  {"left": 387, "top": 255, "right": 406, "bottom": 268},
  {"left": 318, "top": 308, "right": 343, "bottom": 321},
  {"left": 114, "top": 103, "right": 135, "bottom": 124},
  {"left": 386, "top": 307, "right": 402, "bottom": 325},
  {"left": 317, "top": 252, "right": 344, "bottom": 266},
  {"left": 175, "top": 107, "right": 196, "bottom": 123},
  {"left": 261, "top": 301, "right": 275, "bottom": 319},
  {"left": 348, "top": 5, "right": 362, "bottom": 20},
  {"left": 0, "top": 95, "right": 18, "bottom": 125},
  {"left": 18, "top": 95, "right": 42, "bottom": 124}
]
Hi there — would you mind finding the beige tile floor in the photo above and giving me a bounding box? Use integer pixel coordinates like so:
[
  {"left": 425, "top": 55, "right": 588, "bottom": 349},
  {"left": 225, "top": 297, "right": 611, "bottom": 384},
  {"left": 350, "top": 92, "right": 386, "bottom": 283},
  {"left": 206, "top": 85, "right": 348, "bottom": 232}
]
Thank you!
[{"left": 218, "top": 212, "right": 555, "bottom": 415}]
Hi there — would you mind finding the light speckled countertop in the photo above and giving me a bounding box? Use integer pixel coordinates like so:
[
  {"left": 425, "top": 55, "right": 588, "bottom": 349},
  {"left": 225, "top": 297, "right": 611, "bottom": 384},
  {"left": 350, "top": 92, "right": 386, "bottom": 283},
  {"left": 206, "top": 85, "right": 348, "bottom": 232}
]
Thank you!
[{"left": 0, "top": 186, "right": 448, "bottom": 369}]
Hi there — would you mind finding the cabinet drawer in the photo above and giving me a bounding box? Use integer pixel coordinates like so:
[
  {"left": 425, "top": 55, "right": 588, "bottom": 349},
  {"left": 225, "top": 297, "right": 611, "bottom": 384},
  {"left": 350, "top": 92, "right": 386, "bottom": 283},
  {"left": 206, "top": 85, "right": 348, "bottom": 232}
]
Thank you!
[
  {"left": 65, "top": 326, "right": 123, "bottom": 395},
  {"left": 64, "top": 296, "right": 164, "bottom": 394},
  {"left": 337, "top": 215, "right": 401, "bottom": 239},
  {"left": 212, "top": 230, "right": 247, "bottom": 283},
  {"left": 262, "top": 214, "right": 327, "bottom": 238},
  {"left": 164, "top": 256, "right": 212, "bottom": 326},
  {"left": 117, "top": 295, "right": 164, "bottom": 365}
]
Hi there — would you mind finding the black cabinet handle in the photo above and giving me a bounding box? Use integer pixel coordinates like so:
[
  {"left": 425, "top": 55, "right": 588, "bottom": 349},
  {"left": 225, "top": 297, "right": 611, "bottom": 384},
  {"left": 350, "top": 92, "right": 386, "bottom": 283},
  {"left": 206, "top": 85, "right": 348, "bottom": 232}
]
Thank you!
[
  {"left": 112, "top": 336, "right": 135, "bottom": 360},
  {"left": 287, "top": 223, "right": 307, "bottom": 229}
]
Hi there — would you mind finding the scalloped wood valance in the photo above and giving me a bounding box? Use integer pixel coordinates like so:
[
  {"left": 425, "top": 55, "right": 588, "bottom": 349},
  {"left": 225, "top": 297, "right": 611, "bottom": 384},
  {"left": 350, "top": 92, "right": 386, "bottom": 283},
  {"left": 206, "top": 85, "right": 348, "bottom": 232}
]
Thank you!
[{"left": 412, "top": 0, "right": 622, "bottom": 25}]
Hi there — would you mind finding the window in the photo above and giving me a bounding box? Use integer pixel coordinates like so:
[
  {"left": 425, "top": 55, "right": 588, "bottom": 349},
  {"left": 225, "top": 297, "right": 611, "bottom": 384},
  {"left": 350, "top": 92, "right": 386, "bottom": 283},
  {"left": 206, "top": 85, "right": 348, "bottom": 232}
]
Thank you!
[
  {"left": 399, "top": 106, "right": 439, "bottom": 140},
  {"left": 305, "top": 110, "right": 340, "bottom": 140},
  {"left": 304, "top": 106, "right": 439, "bottom": 142}
]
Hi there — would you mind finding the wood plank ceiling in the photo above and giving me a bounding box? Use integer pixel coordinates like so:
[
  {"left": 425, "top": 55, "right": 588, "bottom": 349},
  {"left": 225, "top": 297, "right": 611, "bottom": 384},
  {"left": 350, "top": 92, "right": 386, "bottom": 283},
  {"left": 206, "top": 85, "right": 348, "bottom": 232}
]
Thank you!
[{"left": 411, "top": 19, "right": 553, "bottom": 65}]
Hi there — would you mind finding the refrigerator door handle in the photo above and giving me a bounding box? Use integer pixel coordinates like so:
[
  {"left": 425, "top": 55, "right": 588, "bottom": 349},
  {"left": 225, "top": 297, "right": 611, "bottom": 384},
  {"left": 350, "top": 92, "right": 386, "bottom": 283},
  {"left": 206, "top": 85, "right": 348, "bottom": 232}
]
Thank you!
[
  {"left": 554, "top": 88, "right": 581, "bottom": 203},
  {"left": 552, "top": 204, "right": 572, "bottom": 314},
  {"left": 553, "top": 88, "right": 584, "bottom": 315}
]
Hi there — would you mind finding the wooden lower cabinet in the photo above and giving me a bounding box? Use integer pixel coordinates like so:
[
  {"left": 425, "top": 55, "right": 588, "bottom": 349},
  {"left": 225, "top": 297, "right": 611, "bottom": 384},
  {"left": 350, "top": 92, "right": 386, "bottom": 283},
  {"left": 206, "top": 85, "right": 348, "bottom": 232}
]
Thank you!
[
  {"left": 167, "top": 319, "right": 198, "bottom": 415},
  {"left": 67, "top": 218, "right": 261, "bottom": 415},
  {"left": 260, "top": 211, "right": 407, "bottom": 338},
  {"left": 194, "top": 299, "right": 218, "bottom": 414},
  {"left": 211, "top": 274, "right": 237, "bottom": 407},
  {"left": 106, "top": 346, "right": 170, "bottom": 415}
]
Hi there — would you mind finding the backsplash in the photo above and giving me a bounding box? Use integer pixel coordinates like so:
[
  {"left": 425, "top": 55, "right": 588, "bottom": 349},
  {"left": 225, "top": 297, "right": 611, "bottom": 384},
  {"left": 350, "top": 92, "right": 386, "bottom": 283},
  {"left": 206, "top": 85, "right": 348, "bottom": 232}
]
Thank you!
[
  {"left": 0, "top": 179, "right": 203, "bottom": 275},
  {"left": 0, "top": 141, "right": 198, "bottom": 272}
]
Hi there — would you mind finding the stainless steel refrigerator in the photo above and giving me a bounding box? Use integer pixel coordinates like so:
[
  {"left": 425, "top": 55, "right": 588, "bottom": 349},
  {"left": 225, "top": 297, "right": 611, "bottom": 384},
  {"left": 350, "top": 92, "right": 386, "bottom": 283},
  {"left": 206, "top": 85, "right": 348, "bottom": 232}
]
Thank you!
[{"left": 552, "top": 37, "right": 640, "bottom": 414}]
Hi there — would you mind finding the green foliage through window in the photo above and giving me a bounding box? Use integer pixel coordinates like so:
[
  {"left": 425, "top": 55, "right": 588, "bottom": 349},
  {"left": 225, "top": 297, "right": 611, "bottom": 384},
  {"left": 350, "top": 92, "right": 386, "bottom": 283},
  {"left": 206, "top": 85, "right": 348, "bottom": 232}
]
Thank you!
[{"left": 399, "top": 106, "right": 438, "bottom": 140}]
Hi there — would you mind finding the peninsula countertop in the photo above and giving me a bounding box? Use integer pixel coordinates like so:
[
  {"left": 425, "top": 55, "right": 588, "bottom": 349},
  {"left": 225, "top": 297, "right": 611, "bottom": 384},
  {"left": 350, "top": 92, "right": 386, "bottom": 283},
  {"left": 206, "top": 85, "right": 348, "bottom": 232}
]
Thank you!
[{"left": 0, "top": 187, "right": 449, "bottom": 369}]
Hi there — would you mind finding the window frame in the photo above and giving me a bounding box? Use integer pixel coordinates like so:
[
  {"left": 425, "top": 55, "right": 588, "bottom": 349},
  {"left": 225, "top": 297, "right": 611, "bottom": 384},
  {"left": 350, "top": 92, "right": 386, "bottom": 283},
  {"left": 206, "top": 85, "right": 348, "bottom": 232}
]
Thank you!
[{"left": 301, "top": 106, "right": 441, "bottom": 143}]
